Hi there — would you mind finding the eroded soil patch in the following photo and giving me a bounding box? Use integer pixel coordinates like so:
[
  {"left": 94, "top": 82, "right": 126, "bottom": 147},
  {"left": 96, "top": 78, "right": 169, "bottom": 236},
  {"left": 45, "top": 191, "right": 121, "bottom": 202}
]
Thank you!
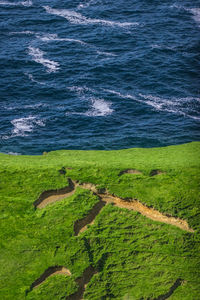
[
  {"left": 119, "top": 169, "right": 142, "bottom": 176},
  {"left": 66, "top": 266, "right": 96, "bottom": 300},
  {"left": 99, "top": 194, "right": 194, "bottom": 232},
  {"left": 150, "top": 169, "right": 165, "bottom": 176},
  {"left": 34, "top": 178, "right": 194, "bottom": 232},
  {"left": 34, "top": 178, "right": 77, "bottom": 209},
  {"left": 31, "top": 266, "right": 71, "bottom": 289},
  {"left": 74, "top": 200, "right": 106, "bottom": 236}
]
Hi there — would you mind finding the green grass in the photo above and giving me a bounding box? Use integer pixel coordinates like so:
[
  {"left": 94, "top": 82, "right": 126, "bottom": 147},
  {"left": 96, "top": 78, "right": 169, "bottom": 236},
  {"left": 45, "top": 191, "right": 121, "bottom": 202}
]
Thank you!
[{"left": 0, "top": 142, "right": 200, "bottom": 299}]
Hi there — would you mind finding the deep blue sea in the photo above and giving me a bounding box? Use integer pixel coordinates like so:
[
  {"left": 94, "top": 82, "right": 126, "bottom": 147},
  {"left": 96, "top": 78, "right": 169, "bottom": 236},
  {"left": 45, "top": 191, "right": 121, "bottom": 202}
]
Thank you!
[{"left": 0, "top": 0, "right": 200, "bottom": 155}]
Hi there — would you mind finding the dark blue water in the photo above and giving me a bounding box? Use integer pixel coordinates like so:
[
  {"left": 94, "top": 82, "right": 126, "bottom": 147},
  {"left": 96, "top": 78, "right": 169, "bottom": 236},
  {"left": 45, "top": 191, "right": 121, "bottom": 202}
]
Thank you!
[{"left": 0, "top": 0, "right": 200, "bottom": 154}]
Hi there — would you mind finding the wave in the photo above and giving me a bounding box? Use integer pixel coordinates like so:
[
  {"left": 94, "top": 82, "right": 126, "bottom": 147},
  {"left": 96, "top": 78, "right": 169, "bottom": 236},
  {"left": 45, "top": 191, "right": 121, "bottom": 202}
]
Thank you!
[
  {"left": 25, "top": 72, "right": 46, "bottom": 85},
  {"left": 12, "top": 116, "right": 44, "bottom": 137},
  {"left": 66, "top": 86, "right": 113, "bottom": 116},
  {"left": 170, "top": 5, "right": 200, "bottom": 27},
  {"left": 9, "top": 31, "right": 36, "bottom": 35},
  {"left": 2, "top": 101, "right": 47, "bottom": 111},
  {"left": 43, "top": 6, "right": 139, "bottom": 28},
  {"left": 67, "top": 85, "right": 96, "bottom": 95},
  {"left": 96, "top": 50, "right": 117, "bottom": 57},
  {"left": 9, "top": 31, "right": 88, "bottom": 47},
  {"left": 1, "top": 116, "right": 45, "bottom": 139},
  {"left": 104, "top": 89, "right": 200, "bottom": 120},
  {"left": 36, "top": 33, "right": 116, "bottom": 56},
  {"left": 138, "top": 94, "right": 200, "bottom": 120},
  {"left": 87, "top": 98, "right": 113, "bottom": 116},
  {"left": 66, "top": 98, "right": 113, "bottom": 117},
  {"left": 77, "top": 1, "right": 92, "bottom": 10},
  {"left": 28, "top": 46, "right": 60, "bottom": 73},
  {"left": 104, "top": 89, "right": 137, "bottom": 100},
  {"left": 189, "top": 8, "right": 200, "bottom": 26},
  {"left": 0, "top": 0, "right": 32, "bottom": 6},
  {"left": 36, "top": 33, "right": 88, "bottom": 46},
  {"left": 8, "top": 152, "right": 21, "bottom": 155},
  {"left": 150, "top": 44, "right": 176, "bottom": 51},
  {"left": 77, "top": 0, "right": 101, "bottom": 10}
]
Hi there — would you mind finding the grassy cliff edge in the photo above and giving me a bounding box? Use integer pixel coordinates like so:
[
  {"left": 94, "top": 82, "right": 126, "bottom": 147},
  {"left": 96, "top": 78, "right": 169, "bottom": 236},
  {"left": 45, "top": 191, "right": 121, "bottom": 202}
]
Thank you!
[{"left": 0, "top": 142, "right": 200, "bottom": 299}]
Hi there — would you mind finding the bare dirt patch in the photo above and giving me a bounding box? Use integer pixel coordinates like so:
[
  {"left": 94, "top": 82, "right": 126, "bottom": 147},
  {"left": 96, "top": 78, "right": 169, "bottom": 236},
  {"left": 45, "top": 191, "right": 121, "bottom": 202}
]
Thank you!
[
  {"left": 150, "top": 169, "right": 165, "bottom": 176},
  {"left": 119, "top": 169, "right": 142, "bottom": 176}
]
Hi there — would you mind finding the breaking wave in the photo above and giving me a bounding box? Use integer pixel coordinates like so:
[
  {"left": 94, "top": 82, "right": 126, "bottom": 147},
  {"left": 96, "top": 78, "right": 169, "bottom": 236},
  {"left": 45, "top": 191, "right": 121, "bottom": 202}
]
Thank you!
[
  {"left": 170, "top": 5, "right": 200, "bottom": 27},
  {"left": 87, "top": 98, "right": 113, "bottom": 116},
  {"left": 0, "top": 0, "right": 32, "bottom": 6},
  {"left": 35, "top": 33, "right": 88, "bottom": 46},
  {"left": 11, "top": 116, "right": 44, "bottom": 137},
  {"left": 9, "top": 31, "right": 36, "bottom": 35},
  {"left": 28, "top": 46, "right": 60, "bottom": 73},
  {"left": 66, "top": 86, "right": 113, "bottom": 117},
  {"left": 77, "top": 0, "right": 97, "bottom": 10},
  {"left": 43, "top": 6, "right": 139, "bottom": 28},
  {"left": 105, "top": 89, "right": 200, "bottom": 120},
  {"left": 189, "top": 8, "right": 200, "bottom": 26},
  {"left": 2, "top": 116, "right": 45, "bottom": 139},
  {"left": 24, "top": 72, "right": 46, "bottom": 85}
]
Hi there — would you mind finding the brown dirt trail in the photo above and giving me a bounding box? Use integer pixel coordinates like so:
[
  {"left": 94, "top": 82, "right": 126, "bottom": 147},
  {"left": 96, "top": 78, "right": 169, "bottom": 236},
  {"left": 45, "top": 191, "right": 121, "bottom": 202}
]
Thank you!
[
  {"left": 34, "top": 178, "right": 77, "bottom": 208},
  {"left": 99, "top": 194, "right": 194, "bottom": 232},
  {"left": 31, "top": 266, "right": 71, "bottom": 289},
  {"left": 34, "top": 178, "right": 194, "bottom": 233},
  {"left": 66, "top": 266, "right": 96, "bottom": 300},
  {"left": 74, "top": 200, "right": 106, "bottom": 236}
]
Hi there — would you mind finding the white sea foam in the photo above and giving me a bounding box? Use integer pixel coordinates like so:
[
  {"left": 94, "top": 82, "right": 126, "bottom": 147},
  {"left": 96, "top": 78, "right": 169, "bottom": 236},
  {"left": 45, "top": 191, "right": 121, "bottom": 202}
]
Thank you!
[
  {"left": 139, "top": 94, "right": 200, "bottom": 120},
  {"left": 11, "top": 116, "right": 45, "bottom": 137},
  {"left": 151, "top": 44, "right": 176, "bottom": 51},
  {"left": 67, "top": 85, "right": 96, "bottom": 95},
  {"left": 68, "top": 98, "right": 113, "bottom": 117},
  {"left": 0, "top": 0, "right": 32, "bottom": 6},
  {"left": 87, "top": 98, "right": 113, "bottom": 116},
  {"left": 9, "top": 31, "right": 36, "bottom": 35},
  {"left": 25, "top": 72, "right": 46, "bottom": 85},
  {"left": 36, "top": 33, "right": 116, "bottom": 56},
  {"left": 36, "top": 33, "right": 58, "bottom": 42},
  {"left": 43, "top": 6, "right": 139, "bottom": 28},
  {"left": 189, "top": 8, "right": 200, "bottom": 26},
  {"left": 77, "top": 0, "right": 95, "bottom": 10},
  {"left": 8, "top": 152, "right": 21, "bottom": 155},
  {"left": 77, "top": 2, "right": 90, "bottom": 10},
  {"left": 104, "top": 89, "right": 200, "bottom": 120},
  {"left": 36, "top": 33, "right": 88, "bottom": 46},
  {"left": 3, "top": 101, "right": 48, "bottom": 111},
  {"left": 28, "top": 46, "right": 60, "bottom": 73},
  {"left": 104, "top": 89, "right": 137, "bottom": 100},
  {"left": 170, "top": 5, "right": 200, "bottom": 27},
  {"left": 96, "top": 50, "right": 117, "bottom": 57},
  {"left": 9, "top": 31, "right": 88, "bottom": 46},
  {"left": 65, "top": 88, "right": 113, "bottom": 117},
  {"left": 170, "top": 4, "right": 182, "bottom": 10}
]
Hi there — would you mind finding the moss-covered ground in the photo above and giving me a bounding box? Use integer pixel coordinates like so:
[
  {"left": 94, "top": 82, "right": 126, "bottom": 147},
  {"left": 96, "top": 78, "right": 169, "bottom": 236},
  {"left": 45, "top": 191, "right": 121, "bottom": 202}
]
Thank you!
[{"left": 0, "top": 142, "right": 200, "bottom": 299}]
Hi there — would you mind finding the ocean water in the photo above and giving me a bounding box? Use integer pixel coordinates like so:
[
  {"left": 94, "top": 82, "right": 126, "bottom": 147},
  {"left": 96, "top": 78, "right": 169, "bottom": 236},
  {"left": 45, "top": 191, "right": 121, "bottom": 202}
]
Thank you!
[{"left": 0, "top": 0, "right": 199, "bottom": 155}]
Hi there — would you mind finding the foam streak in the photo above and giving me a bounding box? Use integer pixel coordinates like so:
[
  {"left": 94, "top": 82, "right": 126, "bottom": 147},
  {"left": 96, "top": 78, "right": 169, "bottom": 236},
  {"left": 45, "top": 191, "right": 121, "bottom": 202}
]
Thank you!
[
  {"left": 28, "top": 46, "right": 60, "bottom": 73},
  {"left": 43, "top": 6, "right": 139, "bottom": 28}
]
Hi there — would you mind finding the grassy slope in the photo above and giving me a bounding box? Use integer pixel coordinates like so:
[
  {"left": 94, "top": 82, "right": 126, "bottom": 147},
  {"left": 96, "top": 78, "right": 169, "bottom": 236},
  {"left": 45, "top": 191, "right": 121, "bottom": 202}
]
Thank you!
[{"left": 0, "top": 142, "right": 199, "bottom": 299}]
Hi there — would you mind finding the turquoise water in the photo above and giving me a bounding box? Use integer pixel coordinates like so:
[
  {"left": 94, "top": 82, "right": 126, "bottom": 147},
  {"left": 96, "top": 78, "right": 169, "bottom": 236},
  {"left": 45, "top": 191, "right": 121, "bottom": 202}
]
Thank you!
[{"left": 0, "top": 0, "right": 199, "bottom": 154}]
